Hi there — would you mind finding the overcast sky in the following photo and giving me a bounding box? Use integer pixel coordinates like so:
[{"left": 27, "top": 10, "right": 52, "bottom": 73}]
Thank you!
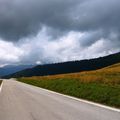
[{"left": 0, "top": 0, "right": 120, "bottom": 66}]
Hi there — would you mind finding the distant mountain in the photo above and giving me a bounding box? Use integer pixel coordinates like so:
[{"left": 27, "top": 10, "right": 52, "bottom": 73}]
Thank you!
[
  {"left": 3, "top": 52, "right": 120, "bottom": 78},
  {"left": 0, "top": 65, "right": 34, "bottom": 77}
]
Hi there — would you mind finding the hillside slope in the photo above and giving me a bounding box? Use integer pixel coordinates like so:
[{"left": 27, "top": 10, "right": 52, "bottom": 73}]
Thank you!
[
  {"left": 18, "top": 62, "right": 120, "bottom": 108},
  {"left": 4, "top": 52, "right": 120, "bottom": 78},
  {"left": 24, "top": 62, "right": 120, "bottom": 85}
]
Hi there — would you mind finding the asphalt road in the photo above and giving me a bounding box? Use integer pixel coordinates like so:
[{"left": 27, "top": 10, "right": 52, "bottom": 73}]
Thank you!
[{"left": 0, "top": 80, "right": 120, "bottom": 120}]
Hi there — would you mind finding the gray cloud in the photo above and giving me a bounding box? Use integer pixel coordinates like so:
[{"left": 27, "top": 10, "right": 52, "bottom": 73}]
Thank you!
[
  {"left": 0, "top": 0, "right": 120, "bottom": 66},
  {"left": 0, "top": 0, "right": 120, "bottom": 41},
  {"left": 0, "top": 0, "right": 79, "bottom": 40},
  {"left": 0, "top": 27, "right": 120, "bottom": 66}
]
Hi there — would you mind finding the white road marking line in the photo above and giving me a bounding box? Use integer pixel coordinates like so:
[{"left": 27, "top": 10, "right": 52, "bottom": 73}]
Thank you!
[
  {"left": 15, "top": 80, "right": 120, "bottom": 113},
  {"left": 37, "top": 86, "right": 120, "bottom": 113}
]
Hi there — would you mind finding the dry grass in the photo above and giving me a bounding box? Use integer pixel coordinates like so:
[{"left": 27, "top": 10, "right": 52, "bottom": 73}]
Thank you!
[{"left": 23, "top": 63, "right": 120, "bottom": 85}]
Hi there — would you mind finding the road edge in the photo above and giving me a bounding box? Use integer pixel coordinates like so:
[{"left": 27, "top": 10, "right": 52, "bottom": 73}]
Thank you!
[
  {"left": 37, "top": 86, "right": 120, "bottom": 113},
  {"left": 17, "top": 80, "right": 120, "bottom": 113},
  {"left": 0, "top": 81, "right": 3, "bottom": 92}
]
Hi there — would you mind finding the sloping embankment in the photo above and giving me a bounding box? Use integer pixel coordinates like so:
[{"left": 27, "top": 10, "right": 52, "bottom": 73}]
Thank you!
[
  {"left": 0, "top": 80, "right": 2, "bottom": 85},
  {"left": 0, "top": 80, "right": 3, "bottom": 91}
]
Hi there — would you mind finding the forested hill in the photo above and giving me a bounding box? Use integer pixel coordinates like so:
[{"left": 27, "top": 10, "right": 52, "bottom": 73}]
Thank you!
[{"left": 3, "top": 52, "right": 120, "bottom": 78}]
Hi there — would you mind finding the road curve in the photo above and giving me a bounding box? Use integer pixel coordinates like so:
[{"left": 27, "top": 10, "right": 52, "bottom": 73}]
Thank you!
[{"left": 0, "top": 80, "right": 120, "bottom": 120}]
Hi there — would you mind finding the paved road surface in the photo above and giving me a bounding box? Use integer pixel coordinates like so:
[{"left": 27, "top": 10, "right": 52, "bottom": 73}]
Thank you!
[{"left": 0, "top": 80, "right": 120, "bottom": 120}]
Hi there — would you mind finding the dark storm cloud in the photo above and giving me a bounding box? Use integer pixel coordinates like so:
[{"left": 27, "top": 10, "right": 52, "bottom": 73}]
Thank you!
[
  {"left": 0, "top": 0, "right": 120, "bottom": 42},
  {"left": 0, "top": 0, "right": 81, "bottom": 40},
  {"left": 0, "top": 0, "right": 120, "bottom": 66}
]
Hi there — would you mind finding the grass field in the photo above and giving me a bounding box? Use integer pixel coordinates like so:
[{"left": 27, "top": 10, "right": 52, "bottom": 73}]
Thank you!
[
  {"left": 0, "top": 80, "right": 2, "bottom": 85},
  {"left": 18, "top": 63, "right": 120, "bottom": 108}
]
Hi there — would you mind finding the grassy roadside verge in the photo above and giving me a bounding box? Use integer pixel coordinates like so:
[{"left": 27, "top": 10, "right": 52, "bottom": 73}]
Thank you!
[
  {"left": 18, "top": 77, "right": 120, "bottom": 108},
  {"left": 17, "top": 63, "right": 120, "bottom": 108},
  {"left": 0, "top": 80, "right": 2, "bottom": 86}
]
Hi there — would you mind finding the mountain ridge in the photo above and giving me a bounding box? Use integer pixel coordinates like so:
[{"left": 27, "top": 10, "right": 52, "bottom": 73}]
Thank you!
[
  {"left": 0, "top": 65, "right": 34, "bottom": 77},
  {"left": 3, "top": 52, "right": 120, "bottom": 78}
]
